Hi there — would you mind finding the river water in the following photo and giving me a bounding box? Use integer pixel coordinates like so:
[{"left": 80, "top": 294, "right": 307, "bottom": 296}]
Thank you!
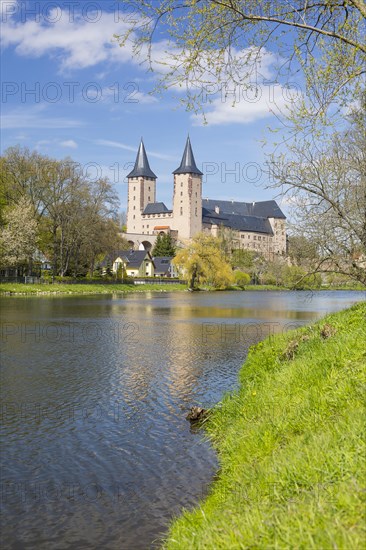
[{"left": 1, "top": 290, "right": 364, "bottom": 549}]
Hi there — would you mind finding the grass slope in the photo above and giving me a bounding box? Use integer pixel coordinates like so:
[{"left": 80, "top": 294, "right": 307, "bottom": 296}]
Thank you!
[
  {"left": 165, "top": 302, "right": 366, "bottom": 550},
  {"left": 0, "top": 283, "right": 187, "bottom": 295}
]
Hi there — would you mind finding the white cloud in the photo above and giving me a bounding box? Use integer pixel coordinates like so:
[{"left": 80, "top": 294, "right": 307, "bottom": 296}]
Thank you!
[
  {"left": 0, "top": 8, "right": 134, "bottom": 72},
  {"left": 1, "top": 108, "right": 83, "bottom": 129},
  {"left": 191, "top": 82, "right": 290, "bottom": 126},
  {"left": 60, "top": 139, "right": 78, "bottom": 148},
  {"left": 95, "top": 139, "right": 175, "bottom": 161},
  {"left": 1, "top": 6, "right": 299, "bottom": 126}
]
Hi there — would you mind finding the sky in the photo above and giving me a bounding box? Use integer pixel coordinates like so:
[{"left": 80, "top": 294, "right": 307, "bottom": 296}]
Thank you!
[{"left": 0, "top": 0, "right": 301, "bottom": 214}]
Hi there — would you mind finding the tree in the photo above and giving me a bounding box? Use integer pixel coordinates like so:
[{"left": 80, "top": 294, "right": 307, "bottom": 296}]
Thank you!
[
  {"left": 152, "top": 233, "right": 176, "bottom": 256},
  {"left": 0, "top": 196, "right": 38, "bottom": 272},
  {"left": 231, "top": 248, "right": 255, "bottom": 271},
  {"left": 269, "top": 98, "right": 366, "bottom": 285},
  {"left": 283, "top": 265, "right": 322, "bottom": 290},
  {"left": 287, "top": 236, "right": 319, "bottom": 267},
  {"left": 117, "top": 1, "right": 365, "bottom": 120},
  {"left": 173, "top": 233, "right": 234, "bottom": 289},
  {"left": 234, "top": 270, "right": 251, "bottom": 288},
  {"left": 0, "top": 147, "right": 122, "bottom": 280}
]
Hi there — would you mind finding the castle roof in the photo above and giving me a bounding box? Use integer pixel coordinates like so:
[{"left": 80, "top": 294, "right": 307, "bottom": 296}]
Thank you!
[
  {"left": 202, "top": 208, "right": 274, "bottom": 235},
  {"left": 202, "top": 199, "right": 286, "bottom": 219},
  {"left": 127, "top": 140, "right": 157, "bottom": 179},
  {"left": 173, "top": 136, "right": 203, "bottom": 176},
  {"left": 143, "top": 202, "right": 172, "bottom": 215}
]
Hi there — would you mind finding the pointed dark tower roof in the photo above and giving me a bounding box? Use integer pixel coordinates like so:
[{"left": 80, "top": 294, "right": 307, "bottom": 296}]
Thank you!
[
  {"left": 173, "top": 136, "right": 203, "bottom": 176},
  {"left": 127, "top": 140, "right": 157, "bottom": 179}
]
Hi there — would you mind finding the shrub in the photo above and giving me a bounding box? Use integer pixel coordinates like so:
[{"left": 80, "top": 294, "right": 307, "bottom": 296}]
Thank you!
[{"left": 234, "top": 270, "right": 251, "bottom": 288}]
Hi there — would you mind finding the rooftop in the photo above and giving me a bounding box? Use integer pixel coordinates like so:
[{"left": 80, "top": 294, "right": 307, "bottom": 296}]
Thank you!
[
  {"left": 127, "top": 140, "right": 157, "bottom": 179},
  {"left": 173, "top": 136, "right": 203, "bottom": 176}
]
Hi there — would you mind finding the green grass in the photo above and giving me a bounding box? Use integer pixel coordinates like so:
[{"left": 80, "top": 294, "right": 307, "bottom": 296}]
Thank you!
[
  {"left": 0, "top": 282, "right": 187, "bottom": 295},
  {"left": 165, "top": 302, "right": 366, "bottom": 550}
]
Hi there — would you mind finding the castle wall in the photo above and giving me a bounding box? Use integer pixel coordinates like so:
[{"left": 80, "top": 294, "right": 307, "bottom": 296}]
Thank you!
[{"left": 203, "top": 223, "right": 286, "bottom": 260}]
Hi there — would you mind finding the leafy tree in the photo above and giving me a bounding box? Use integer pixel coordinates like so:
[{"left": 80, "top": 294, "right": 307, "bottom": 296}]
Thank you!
[
  {"left": 0, "top": 147, "right": 122, "bottom": 280},
  {"left": 152, "top": 233, "right": 176, "bottom": 256},
  {"left": 0, "top": 196, "right": 38, "bottom": 272},
  {"left": 283, "top": 265, "right": 322, "bottom": 289},
  {"left": 173, "top": 233, "right": 234, "bottom": 289},
  {"left": 231, "top": 248, "right": 255, "bottom": 270},
  {"left": 287, "top": 236, "right": 319, "bottom": 267},
  {"left": 234, "top": 270, "right": 251, "bottom": 288}
]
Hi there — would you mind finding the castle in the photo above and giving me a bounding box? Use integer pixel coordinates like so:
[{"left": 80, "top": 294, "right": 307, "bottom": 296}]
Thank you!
[{"left": 125, "top": 138, "right": 287, "bottom": 259}]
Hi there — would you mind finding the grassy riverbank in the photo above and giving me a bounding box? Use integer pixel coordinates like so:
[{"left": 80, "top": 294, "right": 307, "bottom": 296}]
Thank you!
[
  {"left": 1, "top": 282, "right": 364, "bottom": 296},
  {"left": 0, "top": 282, "right": 187, "bottom": 295},
  {"left": 165, "top": 302, "right": 366, "bottom": 549}
]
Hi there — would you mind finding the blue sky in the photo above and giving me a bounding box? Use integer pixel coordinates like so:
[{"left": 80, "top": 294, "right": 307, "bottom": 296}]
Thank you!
[{"left": 1, "top": 0, "right": 300, "bottom": 214}]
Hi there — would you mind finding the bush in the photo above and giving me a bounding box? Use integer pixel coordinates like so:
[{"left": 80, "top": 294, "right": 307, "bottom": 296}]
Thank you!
[
  {"left": 234, "top": 270, "right": 251, "bottom": 288},
  {"left": 283, "top": 266, "right": 322, "bottom": 289}
]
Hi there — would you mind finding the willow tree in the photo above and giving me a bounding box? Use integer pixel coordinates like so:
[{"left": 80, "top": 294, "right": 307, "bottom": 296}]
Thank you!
[{"left": 173, "top": 233, "right": 234, "bottom": 289}]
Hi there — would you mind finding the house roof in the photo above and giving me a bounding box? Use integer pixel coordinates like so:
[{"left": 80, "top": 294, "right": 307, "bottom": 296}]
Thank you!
[
  {"left": 173, "top": 136, "right": 203, "bottom": 176},
  {"left": 202, "top": 199, "right": 286, "bottom": 219},
  {"left": 127, "top": 140, "right": 157, "bottom": 179},
  {"left": 143, "top": 202, "right": 172, "bottom": 215},
  {"left": 153, "top": 256, "right": 173, "bottom": 274},
  {"left": 117, "top": 250, "right": 154, "bottom": 269}
]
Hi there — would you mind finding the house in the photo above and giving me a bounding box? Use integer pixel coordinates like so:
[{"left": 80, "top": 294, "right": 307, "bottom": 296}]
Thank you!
[
  {"left": 124, "top": 137, "right": 287, "bottom": 259},
  {"left": 153, "top": 257, "right": 179, "bottom": 278},
  {"left": 113, "top": 250, "right": 155, "bottom": 278}
]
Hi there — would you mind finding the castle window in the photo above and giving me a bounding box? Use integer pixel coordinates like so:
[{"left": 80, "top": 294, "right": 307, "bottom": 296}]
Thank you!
[
  {"left": 148, "top": 196, "right": 151, "bottom": 201},
  {"left": 241, "top": 235, "right": 244, "bottom": 239},
  {"left": 147, "top": 225, "right": 149, "bottom": 228},
  {"left": 148, "top": 186, "right": 151, "bottom": 191},
  {"left": 133, "top": 196, "right": 135, "bottom": 200},
  {"left": 133, "top": 187, "right": 135, "bottom": 191},
  {"left": 258, "top": 236, "right": 261, "bottom": 241},
  {"left": 195, "top": 207, "right": 197, "bottom": 216},
  {"left": 253, "top": 235, "right": 257, "bottom": 240},
  {"left": 133, "top": 215, "right": 135, "bottom": 219},
  {"left": 180, "top": 207, "right": 183, "bottom": 215},
  {"left": 133, "top": 206, "right": 136, "bottom": 210},
  {"left": 180, "top": 191, "right": 183, "bottom": 196},
  {"left": 248, "top": 235, "right": 250, "bottom": 239},
  {"left": 181, "top": 182, "right": 183, "bottom": 187}
]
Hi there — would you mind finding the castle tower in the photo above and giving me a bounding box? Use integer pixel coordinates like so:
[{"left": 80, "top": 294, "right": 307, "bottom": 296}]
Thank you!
[
  {"left": 172, "top": 137, "right": 203, "bottom": 240},
  {"left": 126, "top": 140, "right": 157, "bottom": 233}
]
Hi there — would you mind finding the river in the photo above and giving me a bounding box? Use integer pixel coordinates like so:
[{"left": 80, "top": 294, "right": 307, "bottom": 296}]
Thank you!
[{"left": 1, "top": 290, "right": 364, "bottom": 549}]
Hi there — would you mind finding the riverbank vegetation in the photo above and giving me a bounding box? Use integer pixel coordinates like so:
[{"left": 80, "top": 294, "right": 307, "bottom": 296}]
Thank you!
[
  {"left": 0, "top": 282, "right": 187, "bottom": 295},
  {"left": 0, "top": 146, "right": 129, "bottom": 279},
  {"left": 165, "top": 302, "right": 366, "bottom": 549}
]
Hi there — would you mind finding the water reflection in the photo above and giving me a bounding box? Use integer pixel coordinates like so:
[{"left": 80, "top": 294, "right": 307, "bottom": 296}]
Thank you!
[{"left": 1, "top": 290, "right": 364, "bottom": 549}]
